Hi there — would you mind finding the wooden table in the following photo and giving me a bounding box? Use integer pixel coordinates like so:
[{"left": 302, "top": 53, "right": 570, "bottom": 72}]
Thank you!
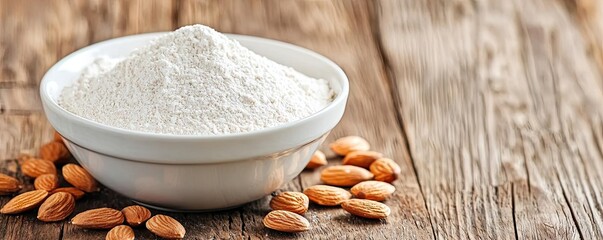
[{"left": 2, "top": 0, "right": 603, "bottom": 239}]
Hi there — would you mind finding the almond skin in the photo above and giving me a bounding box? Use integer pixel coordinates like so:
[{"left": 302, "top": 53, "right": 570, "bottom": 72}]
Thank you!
[
  {"left": 122, "top": 205, "right": 151, "bottom": 226},
  {"left": 320, "top": 165, "right": 374, "bottom": 187},
  {"left": 263, "top": 210, "right": 310, "bottom": 233},
  {"left": 34, "top": 174, "right": 59, "bottom": 191},
  {"left": 106, "top": 225, "right": 135, "bottom": 240},
  {"left": 369, "top": 158, "right": 402, "bottom": 183},
  {"left": 62, "top": 164, "right": 98, "bottom": 192},
  {"left": 303, "top": 185, "right": 352, "bottom": 206},
  {"left": 350, "top": 181, "right": 396, "bottom": 201},
  {"left": 329, "top": 136, "right": 370, "bottom": 155},
  {"left": 269, "top": 192, "right": 309, "bottom": 215},
  {"left": 342, "top": 151, "right": 383, "bottom": 168},
  {"left": 305, "top": 150, "right": 327, "bottom": 169},
  {"left": 146, "top": 214, "right": 186, "bottom": 239},
  {"left": 50, "top": 187, "right": 85, "bottom": 200},
  {"left": 341, "top": 199, "right": 391, "bottom": 219},
  {"left": 71, "top": 208, "right": 124, "bottom": 229},
  {"left": 0, "top": 173, "right": 21, "bottom": 195},
  {"left": 21, "top": 158, "right": 57, "bottom": 178},
  {"left": 40, "top": 141, "right": 70, "bottom": 163},
  {"left": 0, "top": 190, "right": 49, "bottom": 214},
  {"left": 37, "top": 192, "right": 75, "bottom": 222}
]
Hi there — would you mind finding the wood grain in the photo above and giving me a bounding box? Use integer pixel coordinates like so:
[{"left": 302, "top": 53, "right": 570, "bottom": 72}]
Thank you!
[{"left": 2, "top": 0, "right": 603, "bottom": 239}]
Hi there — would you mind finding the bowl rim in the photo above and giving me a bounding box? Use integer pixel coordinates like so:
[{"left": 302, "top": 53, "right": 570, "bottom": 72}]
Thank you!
[{"left": 40, "top": 32, "right": 349, "bottom": 142}]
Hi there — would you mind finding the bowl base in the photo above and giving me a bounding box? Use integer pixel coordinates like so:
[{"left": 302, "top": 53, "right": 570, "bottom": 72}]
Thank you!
[{"left": 132, "top": 200, "right": 245, "bottom": 213}]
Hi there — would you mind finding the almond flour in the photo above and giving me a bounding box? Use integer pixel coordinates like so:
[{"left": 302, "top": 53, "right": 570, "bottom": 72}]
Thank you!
[{"left": 60, "top": 25, "right": 334, "bottom": 135}]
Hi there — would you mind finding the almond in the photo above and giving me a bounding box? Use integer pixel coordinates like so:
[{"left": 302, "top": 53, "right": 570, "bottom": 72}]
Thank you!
[
  {"left": 53, "top": 131, "right": 63, "bottom": 142},
  {"left": 329, "top": 136, "right": 370, "bottom": 155},
  {"left": 146, "top": 214, "right": 186, "bottom": 239},
  {"left": 342, "top": 151, "right": 383, "bottom": 168},
  {"left": 122, "top": 205, "right": 151, "bottom": 226},
  {"left": 34, "top": 174, "right": 59, "bottom": 191},
  {"left": 50, "top": 187, "right": 85, "bottom": 200},
  {"left": 263, "top": 210, "right": 310, "bottom": 233},
  {"left": 40, "top": 141, "right": 70, "bottom": 163},
  {"left": 62, "top": 164, "right": 98, "bottom": 192},
  {"left": 303, "top": 185, "right": 351, "bottom": 206},
  {"left": 341, "top": 199, "right": 390, "bottom": 219},
  {"left": 106, "top": 225, "right": 135, "bottom": 240},
  {"left": 21, "top": 158, "right": 57, "bottom": 178},
  {"left": 270, "top": 192, "right": 309, "bottom": 215},
  {"left": 350, "top": 181, "right": 395, "bottom": 201},
  {"left": 305, "top": 150, "right": 327, "bottom": 169},
  {"left": 369, "top": 158, "right": 401, "bottom": 183},
  {"left": 0, "top": 190, "right": 49, "bottom": 214},
  {"left": 37, "top": 192, "right": 75, "bottom": 222},
  {"left": 71, "top": 207, "right": 124, "bottom": 229},
  {"left": 320, "top": 165, "right": 373, "bottom": 187},
  {"left": 0, "top": 173, "right": 21, "bottom": 195}
]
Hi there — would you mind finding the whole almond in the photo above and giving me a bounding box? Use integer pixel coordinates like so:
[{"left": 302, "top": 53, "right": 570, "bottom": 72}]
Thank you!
[
  {"left": 40, "top": 142, "right": 70, "bottom": 163},
  {"left": 106, "top": 225, "right": 135, "bottom": 240},
  {"left": 263, "top": 210, "right": 310, "bottom": 233},
  {"left": 122, "top": 205, "right": 151, "bottom": 226},
  {"left": 21, "top": 158, "right": 56, "bottom": 178},
  {"left": 329, "top": 136, "right": 370, "bottom": 155},
  {"left": 71, "top": 208, "right": 124, "bottom": 229},
  {"left": 342, "top": 151, "right": 383, "bottom": 168},
  {"left": 0, "top": 173, "right": 21, "bottom": 195},
  {"left": 0, "top": 190, "right": 49, "bottom": 214},
  {"left": 303, "top": 185, "right": 352, "bottom": 206},
  {"left": 146, "top": 214, "right": 186, "bottom": 239},
  {"left": 50, "top": 187, "right": 85, "bottom": 200},
  {"left": 350, "top": 181, "right": 396, "bottom": 201},
  {"left": 320, "top": 165, "right": 374, "bottom": 187},
  {"left": 305, "top": 150, "right": 327, "bottom": 169},
  {"left": 34, "top": 174, "right": 59, "bottom": 191},
  {"left": 37, "top": 192, "right": 75, "bottom": 222},
  {"left": 370, "top": 158, "right": 401, "bottom": 183},
  {"left": 53, "top": 131, "right": 63, "bottom": 142},
  {"left": 62, "top": 164, "right": 98, "bottom": 192},
  {"left": 270, "top": 192, "right": 309, "bottom": 215},
  {"left": 341, "top": 199, "right": 391, "bottom": 219}
]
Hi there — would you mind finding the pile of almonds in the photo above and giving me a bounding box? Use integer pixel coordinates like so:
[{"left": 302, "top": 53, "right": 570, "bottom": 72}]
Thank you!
[
  {"left": 263, "top": 135, "right": 401, "bottom": 233},
  {"left": 0, "top": 132, "right": 185, "bottom": 239}
]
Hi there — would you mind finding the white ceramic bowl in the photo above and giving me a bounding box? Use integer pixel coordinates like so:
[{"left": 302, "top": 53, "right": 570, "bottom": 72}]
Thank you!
[{"left": 39, "top": 33, "right": 349, "bottom": 211}]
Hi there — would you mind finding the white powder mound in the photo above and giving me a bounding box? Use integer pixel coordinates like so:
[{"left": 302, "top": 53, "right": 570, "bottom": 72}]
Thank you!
[{"left": 59, "top": 25, "right": 334, "bottom": 135}]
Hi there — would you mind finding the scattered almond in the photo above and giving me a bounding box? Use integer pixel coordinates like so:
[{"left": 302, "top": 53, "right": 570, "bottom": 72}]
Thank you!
[
  {"left": 369, "top": 158, "right": 401, "bottom": 183},
  {"left": 50, "top": 187, "right": 85, "bottom": 200},
  {"left": 350, "top": 181, "right": 395, "bottom": 201},
  {"left": 106, "top": 225, "right": 135, "bottom": 240},
  {"left": 37, "top": 192, "right": 75, "bottom": 222},
  {"left": 122, "top": 205, "right": 151, "bottom": 226},
  {"left": 342, "top": 151, "right": 383, "bottom": 168},
  {"left": 40, "top": 141, "right": 70, "bottom": 163},
  {"left": 263, "top": 210, "right": 310, "bottom": 233},
  {"left": 71, "top": 207, "right": 124, "bottom": 229},
  {"left": 270, "top": 191, "right": 309, "bottom": 215},
  {"left": 146, "top": 214, "right": 186, "bottom": 239},
  {"left": 53, "top": 131, "right": 63, "bottom": 142},
  {"left": 305, "top": 150, "right": 327, "bottom": 169},
  {"left": 303, "top": 185, "right": 352, "bottom": 206},
  {"left": 329, "top": 136, "right": 370, "bottom": 155},
  {"left": 21, "top": 158, "right": 57, "bottom": 178},
  {"left": 0, "top": 173, "right": 21, "bottom": 195},
  {"left": 320, "top": 165, "right": 374, "bottom": 187},
  {"left": 0, "top": 190, "right": 49, "bottom": 214},
  {"left": 34, "top": 174, "right": 59, "bottom": 191},
  {"left": 341, "top": 199, "right": 391, "bottom": 219},
  {"left": 62, "top": 164, "right": 98, "bottom": 192}
]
